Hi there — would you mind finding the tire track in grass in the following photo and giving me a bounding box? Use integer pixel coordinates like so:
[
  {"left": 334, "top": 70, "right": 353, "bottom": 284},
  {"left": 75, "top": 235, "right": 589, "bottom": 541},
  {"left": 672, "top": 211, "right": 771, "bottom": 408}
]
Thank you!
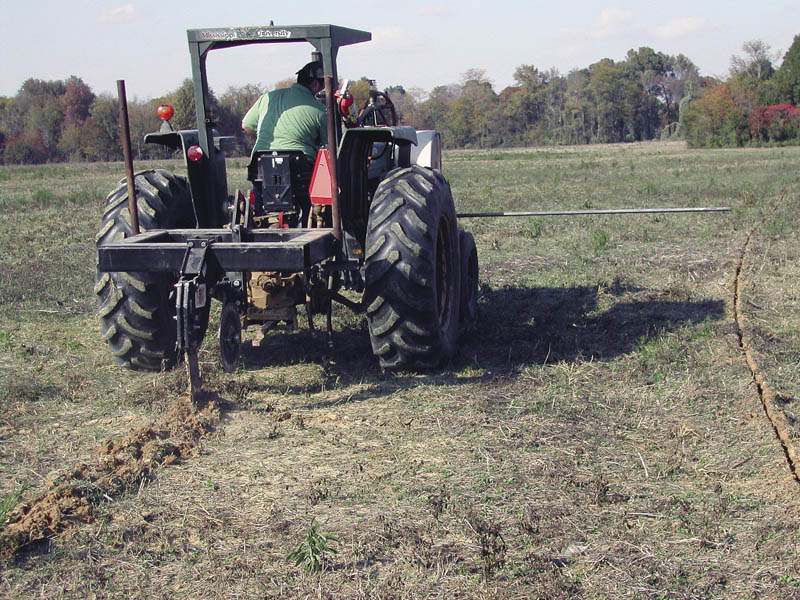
[
  {"left": 0, "top": 391, "right": 228, "bottom": 559},
  {"left": 733, "top": 226, "right": 800, "bottom": 483}
]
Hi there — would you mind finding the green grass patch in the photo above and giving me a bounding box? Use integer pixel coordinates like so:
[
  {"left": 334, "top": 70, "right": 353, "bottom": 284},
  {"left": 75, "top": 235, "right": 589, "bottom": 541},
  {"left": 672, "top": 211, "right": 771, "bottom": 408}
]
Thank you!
[
  {"left": 590, "top": 229, "right": 611, "bottom": 254},
  {"left": 0, "top": 485, "right": 26, "bottom": 532}
]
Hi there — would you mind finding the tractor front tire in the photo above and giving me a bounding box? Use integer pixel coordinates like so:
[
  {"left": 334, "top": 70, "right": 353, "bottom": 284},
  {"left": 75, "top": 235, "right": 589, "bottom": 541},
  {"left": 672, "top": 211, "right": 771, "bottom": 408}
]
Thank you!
[
  {"left": 364, "top": 166, "right": 460, "bottom": 369},
  {"left": 94, "top": 169, "right": 194, "bottom": 370}
]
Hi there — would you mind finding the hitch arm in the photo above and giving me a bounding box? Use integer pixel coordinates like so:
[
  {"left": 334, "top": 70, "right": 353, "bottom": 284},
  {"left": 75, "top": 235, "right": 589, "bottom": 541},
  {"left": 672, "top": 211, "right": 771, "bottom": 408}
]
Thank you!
[{"left": 175, "top": 240, "right": 212, "bottom": 403}]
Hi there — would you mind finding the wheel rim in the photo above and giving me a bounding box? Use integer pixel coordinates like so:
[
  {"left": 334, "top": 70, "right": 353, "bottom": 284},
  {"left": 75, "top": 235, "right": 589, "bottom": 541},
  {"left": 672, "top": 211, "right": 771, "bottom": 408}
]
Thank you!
[
  {"left": 466, "top": 247, "right": 478, "bottom": 309},
  {"left": 435, "top": 216, "right": 455, "bottom": 326},
  {"left": 219, "top": 303, "right": 242, "bottom": 373}
]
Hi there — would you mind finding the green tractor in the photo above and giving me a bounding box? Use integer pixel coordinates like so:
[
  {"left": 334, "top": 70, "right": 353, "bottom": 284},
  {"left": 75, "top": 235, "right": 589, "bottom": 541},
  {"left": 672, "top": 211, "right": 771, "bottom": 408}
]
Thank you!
[{"left": 95, "top": 24, "right": 480, "bottom": 376}]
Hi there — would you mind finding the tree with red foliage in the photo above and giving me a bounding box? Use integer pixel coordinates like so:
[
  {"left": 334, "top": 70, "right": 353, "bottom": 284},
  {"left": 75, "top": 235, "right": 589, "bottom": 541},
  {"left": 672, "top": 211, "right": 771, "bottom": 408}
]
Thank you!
[
  {"left": 749, "top": 104, "right": 800, "bottom": 142},
  {"left": 3, "top": 129, "right": 49, "bottom": 164}
]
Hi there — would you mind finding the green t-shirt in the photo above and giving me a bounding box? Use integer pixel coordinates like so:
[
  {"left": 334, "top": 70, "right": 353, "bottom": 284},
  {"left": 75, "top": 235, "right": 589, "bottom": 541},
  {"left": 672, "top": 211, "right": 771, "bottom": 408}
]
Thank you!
[{"left": 242, "top": 83, "right": 327, "bottom": 160}]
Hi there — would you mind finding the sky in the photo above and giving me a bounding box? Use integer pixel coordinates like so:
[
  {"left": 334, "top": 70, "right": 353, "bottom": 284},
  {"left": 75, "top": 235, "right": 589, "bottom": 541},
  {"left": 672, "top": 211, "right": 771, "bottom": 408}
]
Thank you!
[{"left": 1, "top": 1, "right": 798, "bottom": 101}]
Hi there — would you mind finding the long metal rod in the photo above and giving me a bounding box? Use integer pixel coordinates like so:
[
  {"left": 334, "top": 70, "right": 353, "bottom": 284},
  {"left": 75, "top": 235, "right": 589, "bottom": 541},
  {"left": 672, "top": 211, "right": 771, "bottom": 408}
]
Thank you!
[
  {"left": 116, "top": 80, "right": 139, "bottom": 236},
  {"left": 457, "top": 207, "right": 730, "bottom": 218}
]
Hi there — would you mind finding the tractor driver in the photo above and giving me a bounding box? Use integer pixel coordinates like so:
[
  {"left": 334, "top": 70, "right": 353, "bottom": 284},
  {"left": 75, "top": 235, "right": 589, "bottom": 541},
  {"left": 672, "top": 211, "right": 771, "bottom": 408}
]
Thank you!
[{"left": 242, "top": 61, "right": 327, "bottom": 225}]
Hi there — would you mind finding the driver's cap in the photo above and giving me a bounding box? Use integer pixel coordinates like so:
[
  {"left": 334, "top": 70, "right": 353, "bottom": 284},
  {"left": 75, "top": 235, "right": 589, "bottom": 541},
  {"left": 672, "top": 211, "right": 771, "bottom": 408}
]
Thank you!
[{"left": 296, "top": 61, "right": 324, "bottom": 80}]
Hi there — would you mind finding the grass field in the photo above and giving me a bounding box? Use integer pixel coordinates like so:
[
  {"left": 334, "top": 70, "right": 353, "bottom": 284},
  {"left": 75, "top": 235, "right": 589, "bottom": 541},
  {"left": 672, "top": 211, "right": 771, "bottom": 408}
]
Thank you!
[{"left": 0, "top": 141, "right": 799, "bottom": 599}]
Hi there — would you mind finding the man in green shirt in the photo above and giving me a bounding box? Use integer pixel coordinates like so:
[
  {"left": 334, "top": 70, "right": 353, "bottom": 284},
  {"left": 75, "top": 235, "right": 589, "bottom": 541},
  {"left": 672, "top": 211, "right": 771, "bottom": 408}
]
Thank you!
[{"left": 242, "top": 61, "right": 328, "bottom": 224}]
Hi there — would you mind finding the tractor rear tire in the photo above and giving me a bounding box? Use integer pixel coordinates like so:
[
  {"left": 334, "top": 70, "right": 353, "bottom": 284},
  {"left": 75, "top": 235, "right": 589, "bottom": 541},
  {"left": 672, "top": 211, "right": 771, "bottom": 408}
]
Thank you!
[
  {"left": 364, "top": 166, "right": 460, "bottom": 369},
  {"left": 94, "top": 169, "right": 194, "bottom": 370}
]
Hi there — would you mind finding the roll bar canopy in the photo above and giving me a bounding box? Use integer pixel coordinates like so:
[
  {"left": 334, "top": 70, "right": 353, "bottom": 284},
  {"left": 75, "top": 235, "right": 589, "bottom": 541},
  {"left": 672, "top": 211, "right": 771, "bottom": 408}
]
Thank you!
[
  {"left": 186, "top": 24, "right": 371, "bottom": 137},
  {"left": 184, "top": 24, "right": 371, "bottom": 225}
]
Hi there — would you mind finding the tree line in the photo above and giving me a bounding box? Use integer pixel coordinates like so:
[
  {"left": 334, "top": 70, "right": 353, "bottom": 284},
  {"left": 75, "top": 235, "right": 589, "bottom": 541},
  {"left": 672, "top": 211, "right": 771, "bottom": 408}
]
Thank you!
[
  {"left": 0, "top": 77, "right": 265, "bottom": 164},
  {"left": 682, "top": 36, "right": 800, "bottom": 147},
  {"left": 1, "top": 34, "right": 798, "bottom": 164}
]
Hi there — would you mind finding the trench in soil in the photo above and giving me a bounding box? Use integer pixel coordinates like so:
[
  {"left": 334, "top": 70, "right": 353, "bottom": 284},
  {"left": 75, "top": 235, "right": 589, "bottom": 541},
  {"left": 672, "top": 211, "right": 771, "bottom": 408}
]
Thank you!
[{"left": 732, "top": 227, "right": 799, "bottom": 483}]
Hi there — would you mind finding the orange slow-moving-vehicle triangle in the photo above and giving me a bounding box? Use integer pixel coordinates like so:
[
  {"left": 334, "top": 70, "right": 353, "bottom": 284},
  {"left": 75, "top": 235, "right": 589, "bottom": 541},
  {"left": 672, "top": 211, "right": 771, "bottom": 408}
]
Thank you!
[{"left": 309, "top": 148, "right": 333, "bottom": 205}]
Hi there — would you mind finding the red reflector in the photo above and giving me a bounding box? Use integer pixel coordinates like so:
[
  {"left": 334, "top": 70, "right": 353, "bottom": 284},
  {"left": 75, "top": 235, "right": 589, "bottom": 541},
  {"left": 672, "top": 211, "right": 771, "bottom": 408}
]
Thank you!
[
  {"left": 187, "top": 145, "right": 204, "bottom": 162},
  {"left": 309, "top": 149, "right": 333, "bottom": 205},
  {"left": 157, "top": 104, "right": 174, "bottom": 120}
]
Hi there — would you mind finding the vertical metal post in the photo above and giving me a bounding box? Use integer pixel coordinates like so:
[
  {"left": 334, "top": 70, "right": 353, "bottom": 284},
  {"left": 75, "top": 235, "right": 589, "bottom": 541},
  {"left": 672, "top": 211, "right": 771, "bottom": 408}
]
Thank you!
[
  {"left": 324, "top": 75, "right": 342, "bottom": 242},
  {"left": 116, "top": 80, "right": 139, "bottom": 236}
]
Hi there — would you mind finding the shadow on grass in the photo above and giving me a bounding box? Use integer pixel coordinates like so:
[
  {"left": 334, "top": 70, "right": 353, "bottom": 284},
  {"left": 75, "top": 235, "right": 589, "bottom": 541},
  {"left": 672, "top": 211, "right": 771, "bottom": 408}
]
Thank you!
[
  {"left": 233, "top": 283, "right": 724, "bottom": 400},
  {"left": 471, "top": 284, "right": 724, "bottom": 366}
]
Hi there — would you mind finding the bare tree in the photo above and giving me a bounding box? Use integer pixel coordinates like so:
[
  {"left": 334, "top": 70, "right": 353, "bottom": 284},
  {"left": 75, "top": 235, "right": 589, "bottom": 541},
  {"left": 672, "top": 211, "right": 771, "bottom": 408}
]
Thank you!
[{"left": 730, "top": 40, "right": 776, "bottom": 81}]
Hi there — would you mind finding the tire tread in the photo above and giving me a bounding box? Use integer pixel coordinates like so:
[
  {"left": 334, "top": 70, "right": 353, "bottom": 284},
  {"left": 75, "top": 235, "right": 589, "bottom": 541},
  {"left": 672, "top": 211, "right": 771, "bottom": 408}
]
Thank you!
[
  {"left": 364, "top": 166, "right": 460, "bottom": 369},
  {"left": 94, "top": 169, "right": 192, "bottom": 370}
]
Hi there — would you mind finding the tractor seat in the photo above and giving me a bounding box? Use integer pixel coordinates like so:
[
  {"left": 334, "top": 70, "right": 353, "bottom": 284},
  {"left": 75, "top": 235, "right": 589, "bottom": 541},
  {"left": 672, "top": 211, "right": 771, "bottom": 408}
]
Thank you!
[{"left": 247, "top": 150, "right": 308, "bottom": 213}]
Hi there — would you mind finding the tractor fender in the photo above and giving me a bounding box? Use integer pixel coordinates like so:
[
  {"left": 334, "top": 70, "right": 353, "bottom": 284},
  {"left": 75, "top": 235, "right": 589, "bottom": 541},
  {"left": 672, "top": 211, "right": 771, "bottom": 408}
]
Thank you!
[
  {"left": 144, "top": 129, "right": 200, "bottom": 153},
  {"left": 144, "top": 130, "right": 204, "bottom": 222},
  {"left": 409, "top": 130, "right": 442, "bottom": 170},
  {"left": 346, "top": 126, "right": 440, "bottom": 169},
  {"left": 342, "top": 126, "right": 420, "bottom": 170},
  {"left": 384, "top": 125, "right": 417, "bottom": 146},
  {"left": 144, "top": 130, "right": 236, "bottom": 157},
  {"left": 340, "top": 125, "right": 417, "bottom": 144},
  {"left": 143, "top": 129, "right": 233, "bottom": 228}
]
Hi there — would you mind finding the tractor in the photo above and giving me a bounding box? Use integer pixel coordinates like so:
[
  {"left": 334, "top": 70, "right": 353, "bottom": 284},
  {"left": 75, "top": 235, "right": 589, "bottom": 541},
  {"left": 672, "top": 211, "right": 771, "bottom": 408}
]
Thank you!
[{"left": 95, "top": 24, "right": 480, "bottom": 381}]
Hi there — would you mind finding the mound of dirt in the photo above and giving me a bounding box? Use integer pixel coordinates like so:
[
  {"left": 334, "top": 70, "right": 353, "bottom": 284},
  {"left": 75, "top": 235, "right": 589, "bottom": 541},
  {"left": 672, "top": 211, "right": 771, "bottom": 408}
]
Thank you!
[{"left": 0, "top": 391, "right": 225, "bottom": 559}]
